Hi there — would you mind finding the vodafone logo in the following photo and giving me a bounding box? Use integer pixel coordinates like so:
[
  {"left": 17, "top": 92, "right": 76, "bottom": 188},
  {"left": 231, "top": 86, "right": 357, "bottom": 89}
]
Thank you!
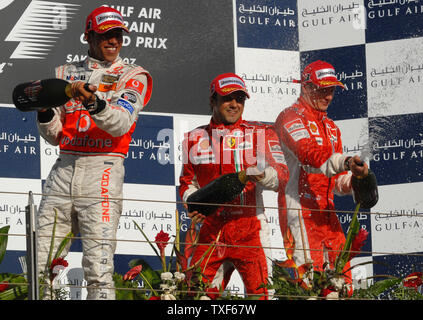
[
  {"left": 125, "top": 78, "right": 144, "bottom": 95},
  {"left": 76, "top": 114, "right": 91, "bottom": 132}
]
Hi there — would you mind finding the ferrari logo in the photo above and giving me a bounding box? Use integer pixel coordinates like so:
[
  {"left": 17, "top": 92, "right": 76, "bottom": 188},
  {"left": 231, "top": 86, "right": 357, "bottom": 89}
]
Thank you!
[{"left": 226, "top": 136, "right": 236, "bottom": 148}]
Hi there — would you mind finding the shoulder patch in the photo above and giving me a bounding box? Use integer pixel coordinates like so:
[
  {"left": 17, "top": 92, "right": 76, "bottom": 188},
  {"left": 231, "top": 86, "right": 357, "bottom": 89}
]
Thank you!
[
  {"left": 284, "top": 118, "right": 305, "bottom": 133},
  {"left": 125, "top": 79, "right": 145, "bottom": 95}
]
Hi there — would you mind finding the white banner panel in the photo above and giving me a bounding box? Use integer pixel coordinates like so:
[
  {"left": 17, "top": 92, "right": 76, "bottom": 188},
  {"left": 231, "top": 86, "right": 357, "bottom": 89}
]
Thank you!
[{"left": 235, "top": 47, "right": 300, "bottom": 122}]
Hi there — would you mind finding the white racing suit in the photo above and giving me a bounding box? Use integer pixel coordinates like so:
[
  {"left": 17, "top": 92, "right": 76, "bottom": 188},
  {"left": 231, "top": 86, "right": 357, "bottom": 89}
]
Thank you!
[{"left": 36, "top": 55, "right": 152, "bottom": 299}]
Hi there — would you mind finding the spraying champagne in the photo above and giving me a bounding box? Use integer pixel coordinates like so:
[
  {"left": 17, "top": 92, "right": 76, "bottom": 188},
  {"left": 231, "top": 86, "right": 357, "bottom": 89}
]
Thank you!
[
  {"left": 351, "top": 160, "right": 379, "bottom": 209},
  {"left": 12, "top": 78, "right": 92, "bottom": 112},
  {"left": 186, "top": 170, "right": 249, "bottom": 216}
]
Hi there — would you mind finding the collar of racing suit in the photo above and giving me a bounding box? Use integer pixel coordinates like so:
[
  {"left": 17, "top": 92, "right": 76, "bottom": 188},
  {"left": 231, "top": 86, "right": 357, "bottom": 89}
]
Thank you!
[
  {"left": 208, "top": 116, "right": 245, "bottom": 132},
  {"left": 85, "top": 53, "right": 122, "bottom": 69},
  {"left": 297, "top": 95, "right": 328, "bottom": 121}
]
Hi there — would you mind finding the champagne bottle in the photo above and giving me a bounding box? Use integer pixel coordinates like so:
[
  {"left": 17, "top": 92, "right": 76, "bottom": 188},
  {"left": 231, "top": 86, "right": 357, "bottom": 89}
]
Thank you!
[
  {"left": 186, "top": 171, "right": 248, "bottom": 216},
  {"left": 351, "top": 169, "right": 379, "bottom": 209},
  {"left": 12, "top": 78, "right": 73, "bottom": 112}
]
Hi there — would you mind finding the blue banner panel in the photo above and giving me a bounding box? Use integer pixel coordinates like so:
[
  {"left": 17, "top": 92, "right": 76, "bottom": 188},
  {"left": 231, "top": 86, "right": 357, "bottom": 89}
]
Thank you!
[
  {"left": 300, "top": 44, "right": 368, "bottom": 121},
  {"left": 0, "top": 250, "right": 24, "bottom": 274},
  {"left": 365, "top": 0, "right": 423, "bottom": 43},
  {"left": 369, "top": 113, "right": 423, "bottom": 186},
  {"left": 372, "top": 252, "right": 423, "bottom": 296},
  {"left": 236, "top": 0, "right": 299, "bottom": 51},
  {"left": 0, "top": 107, "right": 40, "bottom": 179},
  {"left": 124, "top": 114, "right": 174, "bottom": 185}
]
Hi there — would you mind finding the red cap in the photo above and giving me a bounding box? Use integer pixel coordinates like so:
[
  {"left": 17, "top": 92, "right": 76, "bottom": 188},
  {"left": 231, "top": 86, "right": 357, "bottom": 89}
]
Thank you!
[
  {"left": 296, "top": 60, "right": 344, "bottom": 89},
  {"left": 85, "top": 6, "right": 129, "bottom": 34},
  {"left": 210, "top": 73, "right": 250, "bottom": 98}
]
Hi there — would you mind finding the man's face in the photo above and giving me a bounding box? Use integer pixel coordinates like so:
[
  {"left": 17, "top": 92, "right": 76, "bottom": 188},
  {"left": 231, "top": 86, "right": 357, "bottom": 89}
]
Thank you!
[
  {"left": 211, "top": 91, "right": 246, "bottom": 125},
  {"left": 303, "top": 84, "right": 336, "bottom": 112},
  {"left": 87, "top": 29, "right": 123, "bottom": 62}
]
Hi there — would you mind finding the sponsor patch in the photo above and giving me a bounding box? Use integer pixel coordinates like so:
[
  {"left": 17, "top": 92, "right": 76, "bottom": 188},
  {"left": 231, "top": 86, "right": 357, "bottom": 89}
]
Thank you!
[
  {"left": 308, "top": 121, "right": 320, "bottom": 135},
  {"left": 290, "top": 129, "right": 310, "bottom": 142},
  {"left": 326, "top": 124, "right": 338, "bottom": 142},
  {"left": 268, "top": 140, "right": 282, "bottom": 153},
  {"left": 117, "top": 98, "right": 134, "bottom": 114},
  {"left": 98, "top": 82, "right": 117, "bottom": 92},
  {"left": 272, "top": 153, "right": 287, "bottom": 164},
  {"left": 98, "top": 74, "right": 120, "bottom": 92},
  {"left": 120, "top": 91, "right": 137, "bottom": 104},
  {"left": 268, "top": 140, "right": 285, "bottom": 163},
  {"left": 66, "top": 74, "right": 86, "bottom": 81},
  {"left": 193, "top": 154, "right": 215, "bottom": 164},
  {"left": 125, "top": 79, "right": 145, "bottom": 95},
  {"left": 101, "top": 74, "right": 120, "bottom": 83},
  {"left": 197, "top": 137, "right": 213, "bottom": 154},
  {"left": 284, "top": 118, "right": 305, "bottom": 133}
]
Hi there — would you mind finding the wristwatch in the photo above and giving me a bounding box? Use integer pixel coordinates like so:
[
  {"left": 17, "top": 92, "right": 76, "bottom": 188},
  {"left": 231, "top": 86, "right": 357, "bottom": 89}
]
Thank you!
[{"left": 344, "top": 156, "right": 352, "bottom": 171}]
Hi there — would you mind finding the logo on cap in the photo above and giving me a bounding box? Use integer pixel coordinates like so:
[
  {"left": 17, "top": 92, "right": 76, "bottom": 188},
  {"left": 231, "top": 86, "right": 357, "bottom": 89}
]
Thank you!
[
  {"left": 95, "top": 12, "right": 124, "bottom": 25},
  {"left": 85, "top": 6, "right": 129, "bottom": 34},
  {"left": 210, "top": 73, "right": 250, "bottom": 98},
  {"left": 315, "top": 68, "right": 336, "bottom": 80},
  {"left": 218, "top": 77, "right": 246, "bottom": 88},
  {"left": 300, "top": 60, "right": 344, "bottom": 89}
]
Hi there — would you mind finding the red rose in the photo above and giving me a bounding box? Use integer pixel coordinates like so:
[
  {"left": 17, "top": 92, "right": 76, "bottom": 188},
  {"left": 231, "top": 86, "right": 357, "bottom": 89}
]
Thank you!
[
  {"left": 155, "top": 230, "right": 170, "bottom": 253},
  {"left": 123, "top": 265, "right": 143, "bottom": 281},
  {"left": 0, "top": 281, "right": 9, "bottom": 292},
  {"left": 403, "top": 272, "right": 423, "bottom": 289},
  {"left": 49, "top": 257, "right": 69, "bottom": 281},
  {"left": 148, "top": 296, "right": 161, "bottom": 300},
  {"left": 349, "top": 228, "right": 369, "bottom": 260},
  {"left": 50, "top": 257, "right": 69, "bottom": 270}
]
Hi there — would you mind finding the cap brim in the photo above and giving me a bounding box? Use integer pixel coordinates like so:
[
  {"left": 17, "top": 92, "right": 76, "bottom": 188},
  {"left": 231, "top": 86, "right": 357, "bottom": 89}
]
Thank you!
[
  {"left": 316, "top": 80, "right": 345, "bottom": 89},
  {"left": 217, "top": 87, "right": 250, "bottom": 98},
  {"left": 94, "top": 23, "right": 129, "bottom": 34}
]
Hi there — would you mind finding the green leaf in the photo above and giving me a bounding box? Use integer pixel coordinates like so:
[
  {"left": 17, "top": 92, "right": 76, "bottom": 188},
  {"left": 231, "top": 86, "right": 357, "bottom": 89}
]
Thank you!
[
  {"left": 127, "top": 259, "right": 161, "bottom": 297},
  {"left": 53, "top": 232, "right": 73, "bottom": 260},
  {"left": 0, "top": 226, "right": 10, "bottom": 265},
  {"left": 46, "top": 209, "right": 59, "bottom": 269},
  {"left": 0, "top": 285, "right": 28, "bottom": 300},
  {"left": 113, "top": 273, "right": 148, "bottom": 300},
  {"left": 353, "top": 276, "right": 402, "bottom": 299},
  {"left": 133, "top": 220, "right": 161, "bottom": 258},
  {"left": 0, "top": 273, "right": 28, "bottom": 300},
  {"left": 335, "top": 203, "right": 360, "bottom": 273}
]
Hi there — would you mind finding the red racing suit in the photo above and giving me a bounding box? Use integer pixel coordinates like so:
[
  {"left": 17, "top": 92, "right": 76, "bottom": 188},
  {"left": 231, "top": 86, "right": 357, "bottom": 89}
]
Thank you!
[
  {"left": 274, "top": 96, "right": 353, "bottom": 289},
  {"left": 36, "top": 55, "right": 152, "bottom": 300},
  {"left": 179, "top": 117, "right": 289, "bottom": 299}
]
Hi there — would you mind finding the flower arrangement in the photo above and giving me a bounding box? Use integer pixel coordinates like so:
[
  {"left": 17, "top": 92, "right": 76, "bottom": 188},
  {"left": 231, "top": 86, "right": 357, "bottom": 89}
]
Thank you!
[
  {"left": 37, "top": 209, "right": 73, "bottom": 300},
  {"left": 0, "top": 205, "right": 422, "bottom": 300},
  {"left": 0, "top": 210, "right": 72, "bottom": 300},
  {"left": 117, "top": 213, "right": 222, "bottom": 300},
  {"left": 0, "top": 225, "right": 28, "bottom": 300},
  {"left": 269, "top": 204, "right": 423, "bottom": 300}
]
